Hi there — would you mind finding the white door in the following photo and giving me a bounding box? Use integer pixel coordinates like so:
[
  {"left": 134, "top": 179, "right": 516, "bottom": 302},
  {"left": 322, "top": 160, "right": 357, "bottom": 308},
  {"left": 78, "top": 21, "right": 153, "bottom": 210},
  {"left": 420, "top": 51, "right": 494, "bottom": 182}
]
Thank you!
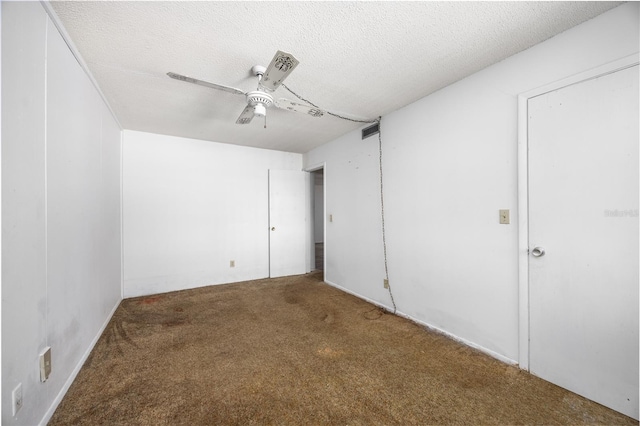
[
  {"left": 528, "top": 65, "right": 639, "bottom": 419},
  {"left": 269, "top": 170, "right": 308, "bottom": 278}
]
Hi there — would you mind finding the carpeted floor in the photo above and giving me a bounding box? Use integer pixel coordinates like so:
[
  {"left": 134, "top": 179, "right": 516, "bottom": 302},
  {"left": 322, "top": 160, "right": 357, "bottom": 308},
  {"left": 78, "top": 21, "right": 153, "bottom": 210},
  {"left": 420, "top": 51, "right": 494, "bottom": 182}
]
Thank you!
[{"left": 50, "top": 271, "right": 636, "bottom": 425}]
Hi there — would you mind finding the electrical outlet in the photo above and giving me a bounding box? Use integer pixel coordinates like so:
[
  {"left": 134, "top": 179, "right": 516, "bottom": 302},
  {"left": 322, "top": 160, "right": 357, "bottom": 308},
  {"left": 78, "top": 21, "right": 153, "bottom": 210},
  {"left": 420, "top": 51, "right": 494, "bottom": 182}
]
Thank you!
[
  {"left": 230, "top": 260, "right": 235, "bottom": 268},
  {"left": 383, "top": 279, "right": 389, "bottom": 289},
  {"left": 12, "top": 383, "right": 23, "bottom": 416},
  {"left": 329, "top": 214, "right": 333, "bottom": 222},
  {"left": 40, "top": 347, "right": 51, "bottom": 382}
]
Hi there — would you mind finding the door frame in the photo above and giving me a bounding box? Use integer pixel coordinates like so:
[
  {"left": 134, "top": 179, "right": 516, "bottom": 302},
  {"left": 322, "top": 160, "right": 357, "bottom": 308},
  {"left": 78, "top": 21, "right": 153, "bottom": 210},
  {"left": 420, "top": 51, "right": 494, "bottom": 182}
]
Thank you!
[
  {"left": 305, "top": 162, "right": 326, "bottom": 276},
  {"left": 517, "top": 54, "right": 639, "bottom": 370}
]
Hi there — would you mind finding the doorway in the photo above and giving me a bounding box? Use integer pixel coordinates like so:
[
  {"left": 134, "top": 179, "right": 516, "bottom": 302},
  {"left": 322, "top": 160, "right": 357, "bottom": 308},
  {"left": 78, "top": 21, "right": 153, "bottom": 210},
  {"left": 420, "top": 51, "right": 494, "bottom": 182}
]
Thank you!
[{"left": 312, "top": 169, "right": 324, "bottom": 271}]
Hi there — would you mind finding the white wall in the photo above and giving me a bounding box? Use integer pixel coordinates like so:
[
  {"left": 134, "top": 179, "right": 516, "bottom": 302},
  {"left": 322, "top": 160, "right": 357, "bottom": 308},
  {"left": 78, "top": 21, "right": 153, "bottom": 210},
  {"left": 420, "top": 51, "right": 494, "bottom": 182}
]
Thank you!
[
  {"left": 1, "top": 3, "right": 122, "bottom": 425},
  {"left": 123, "top": 131, "right": 302, "bottom": 297},
  {"left": 304, "top": 3, "right": 639, "bottom": 362}
]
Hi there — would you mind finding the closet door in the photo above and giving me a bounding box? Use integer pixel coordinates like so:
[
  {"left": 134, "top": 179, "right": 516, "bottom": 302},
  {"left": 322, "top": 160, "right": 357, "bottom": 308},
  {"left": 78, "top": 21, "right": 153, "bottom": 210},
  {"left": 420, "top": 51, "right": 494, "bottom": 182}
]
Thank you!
[
  {"left": 528, "top": 65, "right": 639, "bottom": 419},
  {"left": 269, "top": 170, "right": 308, "bottom": 278}
]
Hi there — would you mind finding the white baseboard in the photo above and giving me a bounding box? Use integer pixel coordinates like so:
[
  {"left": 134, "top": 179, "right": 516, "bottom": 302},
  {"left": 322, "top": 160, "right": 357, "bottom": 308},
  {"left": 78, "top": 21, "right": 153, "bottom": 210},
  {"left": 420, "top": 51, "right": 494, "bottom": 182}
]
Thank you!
[
  {"left": 324, "top": 279, "right": 517, "bottom": 367},
  {"left": 39, "top": 300, "right": 121, "bottom": 426}
]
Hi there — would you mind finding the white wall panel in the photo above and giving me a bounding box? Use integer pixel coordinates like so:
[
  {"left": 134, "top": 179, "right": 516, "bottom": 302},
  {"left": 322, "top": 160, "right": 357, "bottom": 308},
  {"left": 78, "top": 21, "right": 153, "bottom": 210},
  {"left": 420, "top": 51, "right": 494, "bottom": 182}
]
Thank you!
[
  {"left": 46, "top": 15, "right": 122, "bottom": 401},
  {"left": 123, "top": 131, "right": 302, "bottom": 297},
  {"left": 1, "top": 3, "right": 48, "bottom": 425},
  {"left": 1, "top": 3, "right": 122, "bottom": 425},
  {"left": 304, "top": 2, "right": 639, "bottom": 363}
]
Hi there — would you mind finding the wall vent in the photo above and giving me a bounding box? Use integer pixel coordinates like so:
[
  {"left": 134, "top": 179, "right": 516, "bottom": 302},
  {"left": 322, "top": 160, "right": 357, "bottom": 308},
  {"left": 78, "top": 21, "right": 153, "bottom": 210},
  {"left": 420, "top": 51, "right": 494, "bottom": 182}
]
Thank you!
[{"left": 362, "top": 122, "right": 380, "bottom": 140}]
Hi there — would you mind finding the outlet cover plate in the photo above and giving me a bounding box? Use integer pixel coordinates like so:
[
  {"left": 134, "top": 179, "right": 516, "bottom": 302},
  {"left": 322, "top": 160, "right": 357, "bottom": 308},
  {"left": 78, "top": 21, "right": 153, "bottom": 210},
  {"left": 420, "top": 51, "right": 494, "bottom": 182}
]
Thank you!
[
  {"left": 40, "top": 347, "right": 51, "bottom": 382},
  {"left": 12, "top": 383, "right": 23, "bottom": 416}
]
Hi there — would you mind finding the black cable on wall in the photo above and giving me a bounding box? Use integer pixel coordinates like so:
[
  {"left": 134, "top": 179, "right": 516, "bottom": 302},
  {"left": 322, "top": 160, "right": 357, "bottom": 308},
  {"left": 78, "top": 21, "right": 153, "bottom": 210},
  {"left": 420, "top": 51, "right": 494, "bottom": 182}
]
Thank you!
[{"left": 284, "top": 85, "right": 397, "bottom": 314}]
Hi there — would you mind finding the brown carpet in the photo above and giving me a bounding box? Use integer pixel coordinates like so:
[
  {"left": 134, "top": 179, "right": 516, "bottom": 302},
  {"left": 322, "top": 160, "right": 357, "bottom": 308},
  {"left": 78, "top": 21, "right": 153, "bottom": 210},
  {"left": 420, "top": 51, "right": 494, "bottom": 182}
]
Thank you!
[{"left": 50, "top": 271, "right": 636, "bottom": 425}]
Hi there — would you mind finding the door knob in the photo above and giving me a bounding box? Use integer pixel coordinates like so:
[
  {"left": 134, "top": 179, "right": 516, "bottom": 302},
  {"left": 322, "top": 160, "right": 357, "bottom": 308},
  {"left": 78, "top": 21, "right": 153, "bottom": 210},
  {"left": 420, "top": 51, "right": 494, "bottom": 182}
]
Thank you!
[
  {"left": 531, "top": 247, "right": 546, "bottom": 257},
  {"left": 271, "top": 227, "right": 275, "bottom": 231}
]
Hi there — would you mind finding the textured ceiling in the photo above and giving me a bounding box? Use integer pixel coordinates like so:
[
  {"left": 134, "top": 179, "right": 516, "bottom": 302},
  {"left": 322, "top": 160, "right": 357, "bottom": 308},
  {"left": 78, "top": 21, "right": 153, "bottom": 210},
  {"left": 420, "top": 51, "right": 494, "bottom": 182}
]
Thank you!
[{"left": 50, "top": 1, "right": 621, "bottom": 153}]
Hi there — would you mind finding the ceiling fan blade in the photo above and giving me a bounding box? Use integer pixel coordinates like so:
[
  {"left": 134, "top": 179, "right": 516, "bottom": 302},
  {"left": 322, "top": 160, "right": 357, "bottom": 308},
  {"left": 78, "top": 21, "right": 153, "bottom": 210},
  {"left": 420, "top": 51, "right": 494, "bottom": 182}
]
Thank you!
[
  {"left": 235, "top": 105, "right": 255, "bottom": 125},
  {"left": 260, "top": 51, "right": 299, "bottom": 91},
  {"left": 167, "top": 72, "right": 246, "bottom": 96},
  {"left": 275, "top": 98, "right": 325, "bottom": 118}
]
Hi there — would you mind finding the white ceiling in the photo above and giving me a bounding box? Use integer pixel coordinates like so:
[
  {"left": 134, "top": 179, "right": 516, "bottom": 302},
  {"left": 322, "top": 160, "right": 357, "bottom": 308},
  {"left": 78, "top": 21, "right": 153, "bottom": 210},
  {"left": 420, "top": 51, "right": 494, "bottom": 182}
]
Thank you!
[{"left": 50, "top": 1, "right": 621, "bottom": 153}]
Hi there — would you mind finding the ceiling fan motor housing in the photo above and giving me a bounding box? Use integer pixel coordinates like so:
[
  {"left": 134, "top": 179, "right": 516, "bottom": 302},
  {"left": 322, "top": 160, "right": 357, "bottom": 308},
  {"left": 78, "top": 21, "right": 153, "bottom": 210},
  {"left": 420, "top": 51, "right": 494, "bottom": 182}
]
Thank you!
[
  {"left": 246, "top": 91, "right": 273, "bottom": 107},
  {"left": 247, "top": 91, "right": 273, "bottom": 117}
]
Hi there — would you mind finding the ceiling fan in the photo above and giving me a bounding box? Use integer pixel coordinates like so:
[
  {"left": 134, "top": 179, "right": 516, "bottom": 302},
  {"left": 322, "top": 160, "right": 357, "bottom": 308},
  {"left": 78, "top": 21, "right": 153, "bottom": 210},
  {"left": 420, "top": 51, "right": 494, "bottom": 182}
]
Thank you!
[{"left": 167, "top": 50, "right": 324, "bottom": 126}]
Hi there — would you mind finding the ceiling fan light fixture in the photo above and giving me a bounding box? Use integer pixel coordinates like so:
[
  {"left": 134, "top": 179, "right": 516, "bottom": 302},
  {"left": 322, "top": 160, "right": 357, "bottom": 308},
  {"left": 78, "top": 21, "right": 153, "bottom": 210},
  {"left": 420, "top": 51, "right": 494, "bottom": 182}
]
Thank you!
[{"left": 253, "top": 103, "right": 267, "bottom": 117}]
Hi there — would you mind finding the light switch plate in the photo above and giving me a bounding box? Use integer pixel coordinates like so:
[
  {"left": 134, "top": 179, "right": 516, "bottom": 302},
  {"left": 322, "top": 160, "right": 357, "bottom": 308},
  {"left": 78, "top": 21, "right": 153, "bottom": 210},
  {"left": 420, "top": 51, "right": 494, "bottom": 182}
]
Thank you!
[{"left": 499, "top": 209, "right": 510, "bottom": 224}]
